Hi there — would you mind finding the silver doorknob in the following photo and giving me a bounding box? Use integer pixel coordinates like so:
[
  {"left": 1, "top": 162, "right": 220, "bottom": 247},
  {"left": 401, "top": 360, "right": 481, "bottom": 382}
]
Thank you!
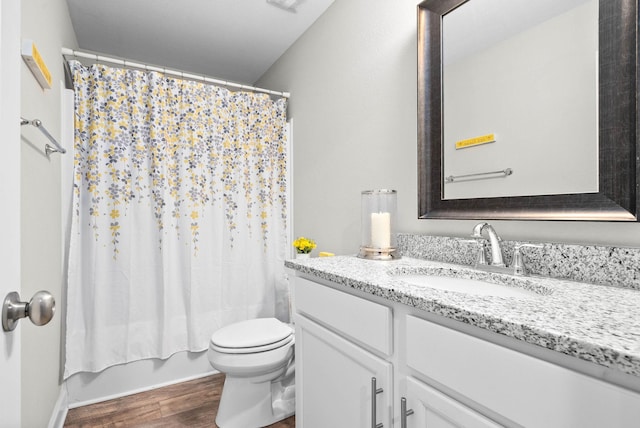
[{"left": 2, "top": 291, "right": 55, "bottom": 332}]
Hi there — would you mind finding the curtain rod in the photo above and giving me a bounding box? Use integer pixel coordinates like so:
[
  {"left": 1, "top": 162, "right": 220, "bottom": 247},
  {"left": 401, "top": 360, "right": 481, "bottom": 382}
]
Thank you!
[{"left": 61, "top": 47, "right": 290, "bottom": 98}]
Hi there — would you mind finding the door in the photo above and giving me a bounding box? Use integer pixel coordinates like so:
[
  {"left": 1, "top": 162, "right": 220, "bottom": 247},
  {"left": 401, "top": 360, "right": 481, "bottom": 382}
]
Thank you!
[
  {"left": 0, "top": 0, "right": 21, "bottom": 426},
  {"left": 403, "top": 377, "right": 501, "bottom": 428},
  {"left": 296, "top": 315, "right": 393, "bottom": 428}
]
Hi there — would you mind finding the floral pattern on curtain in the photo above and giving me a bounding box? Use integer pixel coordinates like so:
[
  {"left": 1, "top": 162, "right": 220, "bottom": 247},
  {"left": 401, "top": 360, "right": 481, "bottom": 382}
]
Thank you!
[{"left": 64, "top": 61, "right": 289, "bottom": 378}]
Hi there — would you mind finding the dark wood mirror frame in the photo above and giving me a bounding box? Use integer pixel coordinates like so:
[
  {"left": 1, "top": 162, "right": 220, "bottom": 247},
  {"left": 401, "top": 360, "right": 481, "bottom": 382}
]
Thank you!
[{"left": 418, "top": 0, "right": 639, "bottom": 221}]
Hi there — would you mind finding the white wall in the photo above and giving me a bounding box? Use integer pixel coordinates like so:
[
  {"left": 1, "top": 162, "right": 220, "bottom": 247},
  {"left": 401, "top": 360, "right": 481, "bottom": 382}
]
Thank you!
[
  {"left": 257, "top": 0, "right": 640, "bottom": 255},
  {"left": 1, "top": 1, "right": 23, "bottom": 426},
  {"left": 20, "top": 0, "right": 77, "bottom": 426}
]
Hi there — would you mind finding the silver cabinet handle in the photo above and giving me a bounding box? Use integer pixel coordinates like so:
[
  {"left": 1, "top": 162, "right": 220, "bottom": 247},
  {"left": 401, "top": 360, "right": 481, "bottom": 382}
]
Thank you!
[
  {"left": 2, "top": 291, "right": 55, "bottom": 332},
  {"left": 401, "top": 397, "right": 414, "bottom": 428},
  {"left": 371, "top": 377, "right": 383, "bottom": 428}
]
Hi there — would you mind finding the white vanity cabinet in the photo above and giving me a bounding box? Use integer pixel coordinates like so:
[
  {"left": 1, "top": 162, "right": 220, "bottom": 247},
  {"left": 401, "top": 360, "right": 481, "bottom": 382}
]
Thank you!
[
  {"left": 295, "top": 277, "right": 394, "bottom": 428},
  {"left": 293, "top": 274, "right": 640, "bottom": 428},
  {"left": 405, "top": 315, "right": 640, "bottom": 428}
]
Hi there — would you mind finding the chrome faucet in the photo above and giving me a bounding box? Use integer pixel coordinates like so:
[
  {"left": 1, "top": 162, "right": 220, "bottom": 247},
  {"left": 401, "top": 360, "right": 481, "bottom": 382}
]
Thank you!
[
  {"left": 469, "top": 222, "right": 543, "bottom": 276},
  {"left": 471, "top": 222, "right": 505, "bottom": 267}
]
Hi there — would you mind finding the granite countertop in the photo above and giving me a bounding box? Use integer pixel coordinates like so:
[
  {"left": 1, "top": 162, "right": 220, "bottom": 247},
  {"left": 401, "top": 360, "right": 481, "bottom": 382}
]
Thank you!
[{"left": 285, "top": 255, "right": 640, "bottom": 379}]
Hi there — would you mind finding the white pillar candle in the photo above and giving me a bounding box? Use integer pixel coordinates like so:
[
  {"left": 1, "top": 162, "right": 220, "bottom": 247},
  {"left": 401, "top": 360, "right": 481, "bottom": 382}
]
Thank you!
[{"left": 371, "top": 212, "right": 391, "bottom": 248}]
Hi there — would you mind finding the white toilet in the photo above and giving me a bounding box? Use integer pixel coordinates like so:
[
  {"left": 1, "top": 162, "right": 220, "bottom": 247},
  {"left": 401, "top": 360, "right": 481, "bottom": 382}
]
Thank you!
[{"left": 208, "top": 317, "right": 295, "bottom": 428}]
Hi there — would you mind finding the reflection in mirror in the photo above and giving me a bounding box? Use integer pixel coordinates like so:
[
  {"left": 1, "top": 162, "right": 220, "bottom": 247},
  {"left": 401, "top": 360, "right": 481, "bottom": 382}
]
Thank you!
[
  {"left": 417, "top": 0, "right": 639, "bottom": 221},
  {"left": 442, "top": 0, "right": 598, "bottom": 200}
]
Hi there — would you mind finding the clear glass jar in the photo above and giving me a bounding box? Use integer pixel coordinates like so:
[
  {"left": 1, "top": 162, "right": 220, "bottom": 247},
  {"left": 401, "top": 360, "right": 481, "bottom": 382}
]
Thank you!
[{"left": 358, "top": 189, "right": 400, "bottom": 260}]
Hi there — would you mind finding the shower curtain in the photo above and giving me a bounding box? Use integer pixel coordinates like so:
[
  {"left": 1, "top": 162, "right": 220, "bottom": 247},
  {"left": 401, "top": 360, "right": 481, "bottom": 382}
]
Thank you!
[{"left": 64, "top": 61, "right": 289, "bottom": 378}]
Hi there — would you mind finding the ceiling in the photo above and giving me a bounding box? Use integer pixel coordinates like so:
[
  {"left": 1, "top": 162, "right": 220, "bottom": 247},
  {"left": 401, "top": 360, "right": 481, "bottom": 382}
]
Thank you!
[{"left": 65, "top": 0, "right": 334, "bottom": 85}]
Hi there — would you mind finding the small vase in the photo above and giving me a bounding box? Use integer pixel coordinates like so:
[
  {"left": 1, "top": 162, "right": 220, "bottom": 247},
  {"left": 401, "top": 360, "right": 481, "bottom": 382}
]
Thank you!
[{"left": 295, "top": 253, "right": 311, "bottom": 260}]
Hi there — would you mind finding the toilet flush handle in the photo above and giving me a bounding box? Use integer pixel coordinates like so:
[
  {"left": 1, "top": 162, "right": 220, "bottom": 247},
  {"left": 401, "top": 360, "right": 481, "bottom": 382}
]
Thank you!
[{"left": 2, "top": 291, "right": 55, "bottom": 332}]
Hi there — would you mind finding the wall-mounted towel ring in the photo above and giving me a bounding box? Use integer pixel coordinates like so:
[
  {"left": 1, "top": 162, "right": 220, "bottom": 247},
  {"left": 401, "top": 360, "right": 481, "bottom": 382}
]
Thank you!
[{"left": 20, "top": 117, "right": 66, "bottom": 155}]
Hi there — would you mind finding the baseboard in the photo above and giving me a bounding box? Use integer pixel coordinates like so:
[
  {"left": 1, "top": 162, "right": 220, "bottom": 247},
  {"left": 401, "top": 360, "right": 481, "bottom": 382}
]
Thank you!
[
  {"left": 67, "top": 370, "right": 218, "bottom": 409},
  {"left": 48, "top": 384, "right": 69, "bottom": 428}
]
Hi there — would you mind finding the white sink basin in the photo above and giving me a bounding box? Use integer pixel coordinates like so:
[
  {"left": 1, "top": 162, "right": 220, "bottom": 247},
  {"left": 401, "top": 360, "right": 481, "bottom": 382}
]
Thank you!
[{"left": 397, "top": 274, "right": 539, "bottom": 298}]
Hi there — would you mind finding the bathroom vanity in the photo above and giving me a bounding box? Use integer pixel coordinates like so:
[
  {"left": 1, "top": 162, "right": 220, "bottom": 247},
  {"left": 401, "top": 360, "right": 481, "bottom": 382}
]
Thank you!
[{"left": 286, "top": 255, "right": 640, "bottom": 428}]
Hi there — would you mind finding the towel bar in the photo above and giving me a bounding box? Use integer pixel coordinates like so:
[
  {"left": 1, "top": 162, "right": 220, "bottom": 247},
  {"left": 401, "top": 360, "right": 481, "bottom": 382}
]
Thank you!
[
  {"left": 20, "top": 117, "right": 66, "bottom": 155},
  {"left": 445, "top": 168, "right": 512, "bottom": 183}
]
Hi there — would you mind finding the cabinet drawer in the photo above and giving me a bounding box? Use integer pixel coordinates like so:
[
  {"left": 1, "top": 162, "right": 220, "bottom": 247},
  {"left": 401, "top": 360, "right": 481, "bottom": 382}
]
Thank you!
[
  {"left": 294, "top": 276, "right": 392, "bottom": 355},
  {"left": 406, "top": 315, "right": 640, "bottom": 427}
]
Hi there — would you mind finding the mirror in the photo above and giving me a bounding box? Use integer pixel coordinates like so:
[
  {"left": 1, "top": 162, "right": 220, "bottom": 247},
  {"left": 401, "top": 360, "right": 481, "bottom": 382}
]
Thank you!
[
  {"left": 443, "top": 0, "right": 598, "bottom": 200},
  {"left": 417, "top": 0, "right": 639, "bottom": 221}
]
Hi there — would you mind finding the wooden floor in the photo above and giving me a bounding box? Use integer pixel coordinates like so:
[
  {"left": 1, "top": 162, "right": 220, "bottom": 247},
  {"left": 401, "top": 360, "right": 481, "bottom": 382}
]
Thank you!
[{"left": 64, "top": 374, "right": 295, "bottom": 427}]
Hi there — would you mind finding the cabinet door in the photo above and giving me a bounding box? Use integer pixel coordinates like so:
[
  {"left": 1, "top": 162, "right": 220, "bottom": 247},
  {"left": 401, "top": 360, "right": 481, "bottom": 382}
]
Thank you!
[
  {"left": 404, "top": 377, "right": 501, "bottom": 428},
  {"left": 296, "top": 315, "right": 393, "bottom": 428}
]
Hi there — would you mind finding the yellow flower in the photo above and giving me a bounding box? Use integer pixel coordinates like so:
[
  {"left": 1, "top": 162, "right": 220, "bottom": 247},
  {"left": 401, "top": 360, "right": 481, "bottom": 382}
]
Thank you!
[
  {"left": 293, "top": 236, "right": 316, "bottom": 254},
  {"left": 110, "top": 209, "right": 120, "bottom": 219},
  {"left": 190, "top": 211, "right": 199, "bottom": 220}
]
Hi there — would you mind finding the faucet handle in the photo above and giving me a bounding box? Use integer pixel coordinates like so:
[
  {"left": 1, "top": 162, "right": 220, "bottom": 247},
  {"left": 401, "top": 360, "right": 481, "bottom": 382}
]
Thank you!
[
  {"left": 476, "top": 241, "right": 488, "bottom": 266},
  {"left": 512, "top": 243, "right": 543, "bottom": 276},
  {"left": 461, "top": 238, "right": 488, "bottom": 266}
]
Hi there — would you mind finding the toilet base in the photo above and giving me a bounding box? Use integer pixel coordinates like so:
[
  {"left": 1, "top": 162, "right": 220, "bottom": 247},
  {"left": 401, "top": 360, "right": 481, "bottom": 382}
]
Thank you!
[{"left": 215, "top": 373, "right": 295, "bottom": 428}]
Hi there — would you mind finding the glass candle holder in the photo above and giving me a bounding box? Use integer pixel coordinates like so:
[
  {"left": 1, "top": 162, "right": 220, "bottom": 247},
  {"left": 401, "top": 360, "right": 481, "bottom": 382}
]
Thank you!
[{"left": 358, "top": 189, "right": 400, "bottom": 260}]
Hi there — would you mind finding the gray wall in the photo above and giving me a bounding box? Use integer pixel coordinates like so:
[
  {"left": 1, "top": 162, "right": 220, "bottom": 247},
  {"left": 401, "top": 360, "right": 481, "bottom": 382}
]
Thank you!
[
  {"left": 20, "top": 0, "right": 77, "bottom": 426},
  {"left": 257, "top": 0, "right": 640, "bottom": 256}
]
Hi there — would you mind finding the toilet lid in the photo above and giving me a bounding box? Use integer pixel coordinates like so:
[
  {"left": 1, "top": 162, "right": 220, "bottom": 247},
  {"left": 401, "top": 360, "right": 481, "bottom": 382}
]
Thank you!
[
  {"left": 210, "top": 318, "right": 293, "bottom": 352},
  {"left": 210, "top": 334, "right": 294, "bottom": 354}
]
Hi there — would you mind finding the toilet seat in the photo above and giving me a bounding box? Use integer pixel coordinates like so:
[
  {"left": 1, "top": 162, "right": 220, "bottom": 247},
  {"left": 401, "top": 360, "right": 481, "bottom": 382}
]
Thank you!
[
  {"left": 210, "top": 318, "right": 293, "bottom": 354},
  {"left": 211, "top": 334, "right": 294, "bottom": 354}
]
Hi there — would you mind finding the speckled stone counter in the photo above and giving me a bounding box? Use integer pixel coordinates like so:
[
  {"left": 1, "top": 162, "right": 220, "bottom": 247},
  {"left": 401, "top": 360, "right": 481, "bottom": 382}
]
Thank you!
[
  {"left": 397, "top": 233, "right": 640, "bottom": 290},
  {"left": 285, "top": 255, "right": 640, "bottom": 379}
]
